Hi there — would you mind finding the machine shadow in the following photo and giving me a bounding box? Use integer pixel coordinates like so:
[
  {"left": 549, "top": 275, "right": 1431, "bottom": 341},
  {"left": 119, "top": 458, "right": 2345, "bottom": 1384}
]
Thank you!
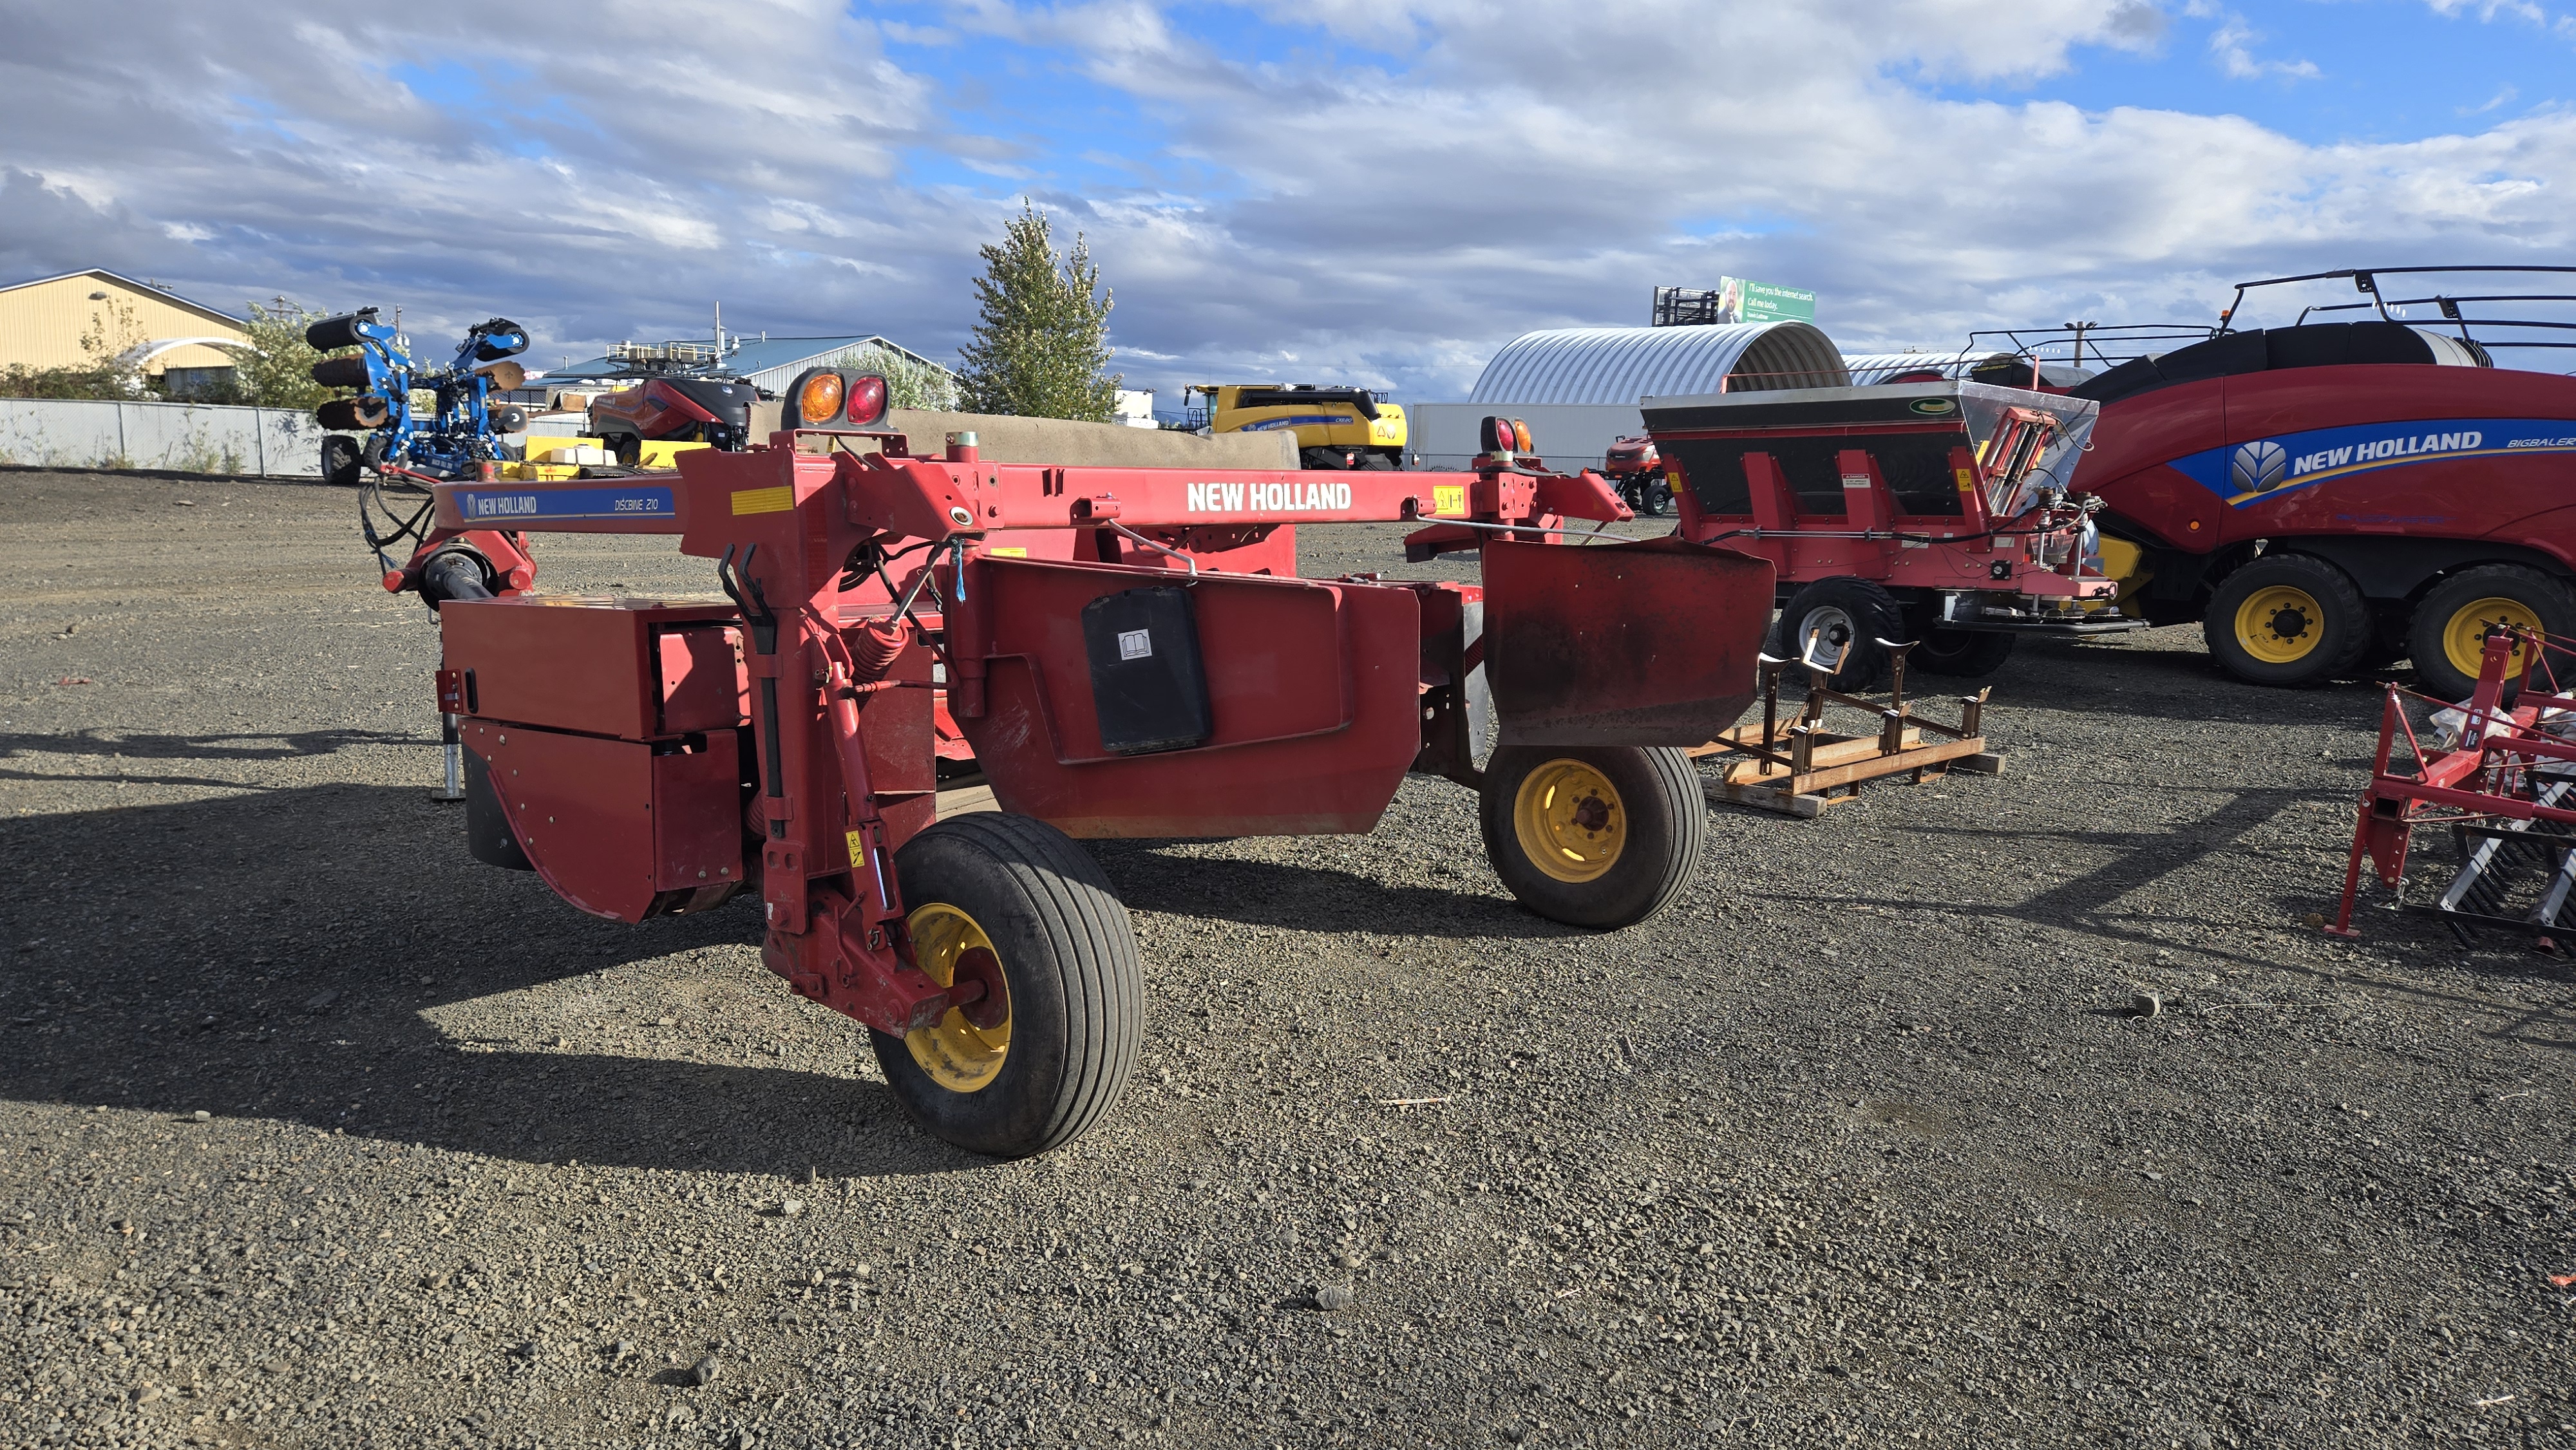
[
  {"left": 0, "top": 784, "right": 984, "bottom": 1180},
  {"left": 0, "top": 725, "right": 424, "bottom": 762},
  {"left": 2000, "top": 642, "right": 2422, "bottom": 722},
  {"left": 1087, "top": 840, "right": 1558, "bottom": 940}
]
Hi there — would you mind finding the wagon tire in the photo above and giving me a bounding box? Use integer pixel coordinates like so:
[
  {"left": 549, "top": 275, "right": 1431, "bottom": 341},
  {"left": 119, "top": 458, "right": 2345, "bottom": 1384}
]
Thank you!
[
  {"left": 871, "top": 812, "right": 1141, "bottom": 1158},
  {"left": 2407, "top": 564, "right": 2576, "bottom": 703},
  {"left": 1766, "top": 577, "right": 1903, "bottom": 691},
  {"left": 1479, "top": 745, "right": 1704, "bottom": 930},
  {"left": 1910, "top": 627, "right": 2016, "bottom": 678},
  {"left": 2202, "top": 552, "right": 2369, "bottom": 688}
]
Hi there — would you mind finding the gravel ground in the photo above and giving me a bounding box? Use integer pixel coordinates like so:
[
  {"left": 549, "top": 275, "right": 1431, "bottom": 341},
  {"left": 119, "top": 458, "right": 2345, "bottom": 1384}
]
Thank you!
[{"left": 3, "top": 469, "right": 2574, "bottom": 1450}]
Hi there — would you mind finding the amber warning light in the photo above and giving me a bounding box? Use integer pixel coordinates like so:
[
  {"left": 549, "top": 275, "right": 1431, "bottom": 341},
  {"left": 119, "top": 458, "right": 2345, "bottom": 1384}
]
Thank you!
[{"left": 783, "top": 368, "right": 893, "bottom": 433}]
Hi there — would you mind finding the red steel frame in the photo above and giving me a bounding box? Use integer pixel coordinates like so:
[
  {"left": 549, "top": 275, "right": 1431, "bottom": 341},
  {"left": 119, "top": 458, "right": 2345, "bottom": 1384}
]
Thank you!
[
  {"left": 2332, "top": 626, "right": 2576, "bottom": 936},
  {"left": 391, "top": 426, "right": 1774, "bottom": 1045},
  {"left": 1655, "top": 408, "right": 2118, "bottom": 608}
]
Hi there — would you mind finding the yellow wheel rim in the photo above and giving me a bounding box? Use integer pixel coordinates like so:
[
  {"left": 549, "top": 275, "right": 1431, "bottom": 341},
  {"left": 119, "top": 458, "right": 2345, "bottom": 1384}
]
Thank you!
[
  {"left": 2441, "top": 596, "right": 2544, "bottom": 682},
  {"left": 2233, "top": 584, "right": 2325, "bottom": 664},
  {"left": 903, "top": 902, "right": 1012, "bottom": 1093},
  {"left": 1511, "top": 758, "right": 1627, "bottom": 884}
]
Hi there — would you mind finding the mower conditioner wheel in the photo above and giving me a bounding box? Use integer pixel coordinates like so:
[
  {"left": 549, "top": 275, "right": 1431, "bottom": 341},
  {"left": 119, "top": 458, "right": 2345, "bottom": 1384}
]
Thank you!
[
  {"left": 1479, "top": 745, "right": 1705, "bottom": 930},
  {"left": 2407, "top": 563, "right": 2576, "bottom": 702},
  {"left": 872, "top": 811, "right": 1141, "bottom": 1159},
  {"left": 2203, "top": 552, "right": 2369, "bottom": 688}
]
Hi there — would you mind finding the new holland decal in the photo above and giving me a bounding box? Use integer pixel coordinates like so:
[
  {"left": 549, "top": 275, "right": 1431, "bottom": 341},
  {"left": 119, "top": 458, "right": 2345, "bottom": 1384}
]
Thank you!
[
  {"left": 2174, "top": 419, "right": 2576, "bottom": 507},
  {"left": 455, "top": 486, "right": 676, "bottom": 521},
  {"left": 1183, "top": 480, "right": 1356, "bottom": 514}
]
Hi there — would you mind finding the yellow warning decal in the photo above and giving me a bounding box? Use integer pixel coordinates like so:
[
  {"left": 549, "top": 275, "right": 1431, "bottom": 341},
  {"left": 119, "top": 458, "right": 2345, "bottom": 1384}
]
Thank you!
[
  {"left": 732, "top": 485, "right": 795, "bottom": 515},
  {"left": 1432, "top": 485, "right": 1467, "bottom": 517},
  {"left": 846, "top": 829, "right": 869, "bottom": 872},
  {"left": 1953, "top": 468, "right": 1978, "bottom": 493},
  {"left": 989, "top": 547, "right": 1029, "bottom": 558}
]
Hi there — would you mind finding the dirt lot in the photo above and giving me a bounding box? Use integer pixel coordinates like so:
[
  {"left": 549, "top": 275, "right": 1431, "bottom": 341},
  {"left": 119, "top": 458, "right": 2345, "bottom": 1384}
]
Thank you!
[{"left": 3, "top": 469, "right": 2573, "bottom": 1450}]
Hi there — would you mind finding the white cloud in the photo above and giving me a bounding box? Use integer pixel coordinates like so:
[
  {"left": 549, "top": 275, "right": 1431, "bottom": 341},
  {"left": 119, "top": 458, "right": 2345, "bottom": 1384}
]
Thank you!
[{"left": 0, "top": 0, "right": 2566, "bottom": 400}]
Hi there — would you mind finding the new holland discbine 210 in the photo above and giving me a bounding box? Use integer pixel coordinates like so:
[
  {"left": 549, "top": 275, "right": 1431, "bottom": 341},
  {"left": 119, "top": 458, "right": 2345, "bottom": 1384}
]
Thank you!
[{"left": 377, "top": 368, "right": 1773, "bottom": 1156}]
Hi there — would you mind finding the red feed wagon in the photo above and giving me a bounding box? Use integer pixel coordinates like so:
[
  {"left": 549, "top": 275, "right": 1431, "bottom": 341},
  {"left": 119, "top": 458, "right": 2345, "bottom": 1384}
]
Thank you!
[
  {"left": 375, "top": 370, "right": 1775, "bottom": 1156},
  {"left": 1636, "top": 379, "right": 2129, "bottom": 689}
]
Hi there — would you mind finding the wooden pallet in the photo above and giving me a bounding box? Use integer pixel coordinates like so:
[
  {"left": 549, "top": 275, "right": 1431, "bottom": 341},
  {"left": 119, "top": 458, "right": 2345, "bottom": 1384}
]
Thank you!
[{"left": 1688, "top": 720, "right": 2003, "bottom": 818}]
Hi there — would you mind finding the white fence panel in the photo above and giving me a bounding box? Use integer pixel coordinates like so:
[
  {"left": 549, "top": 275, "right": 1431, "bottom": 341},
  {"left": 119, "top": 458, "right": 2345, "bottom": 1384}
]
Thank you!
[
  {"left": 0, "top": 398, "right": 343, "bottom": 477},
  {"left": 1405, "top": 402, "right": 1646, "bottom": 472},
  {"left": 0, "top": 399, "right": 126, "bottom": 470}
]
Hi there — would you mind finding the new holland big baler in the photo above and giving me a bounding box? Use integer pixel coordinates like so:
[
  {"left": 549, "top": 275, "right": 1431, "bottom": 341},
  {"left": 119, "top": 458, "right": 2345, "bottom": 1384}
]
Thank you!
[{"left": 383, "top": 369, "right": 1772, "bottom": 1156}]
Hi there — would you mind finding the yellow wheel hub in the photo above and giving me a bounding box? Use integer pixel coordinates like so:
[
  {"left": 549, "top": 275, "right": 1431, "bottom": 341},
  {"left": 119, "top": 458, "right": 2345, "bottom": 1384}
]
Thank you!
[
  {"left": 2233, "top": 583, "right": 2325, "bottom": 664},
  {"left": 2442, "top": 596, "right": 2544, "bottom": 682},
  {"left": 903, "top": 902, "right": 1012, "bottom": 1093},
  {"left": 1511, "top": 758, "right": 1627, "bottom": 884}
]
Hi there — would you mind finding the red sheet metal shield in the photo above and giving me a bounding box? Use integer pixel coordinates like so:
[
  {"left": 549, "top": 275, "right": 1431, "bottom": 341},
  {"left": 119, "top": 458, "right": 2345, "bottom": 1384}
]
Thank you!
[
  {"left": 1482, "top": 536, "right": 1774, "bottom": 747},
  {"left": 957, "top": 556, "right": 1423, "bottom": 838}
]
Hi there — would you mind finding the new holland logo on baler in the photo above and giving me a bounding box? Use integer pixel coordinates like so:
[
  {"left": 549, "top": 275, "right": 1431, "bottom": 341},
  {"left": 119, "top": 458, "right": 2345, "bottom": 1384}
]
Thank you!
[{"left": 2175, "top": 419, "right": 2576, "bottom": 507}]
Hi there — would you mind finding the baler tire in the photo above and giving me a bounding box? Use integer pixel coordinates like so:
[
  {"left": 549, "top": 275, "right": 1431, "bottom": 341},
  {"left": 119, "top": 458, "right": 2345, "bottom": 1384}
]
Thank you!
[
  {"left": 610, "top": 434, "right": 643, "bottom": 468},
  {"left": 2407, "top": 565, "right": 2576, "bottom": 703},
  {"left": 1479, "top": 745, "right": 1704, "bottom": 930},
  {"left": 1911, "top": 628, "right": 2015, "bottom": 678},
  {"left": 1767, "top": 578, "right": 1902, "bottom": 691},
  {"left": 872, "top": 812, "right": 1141, "bottom": 1159},
  {"left": 2202, "top": 552, "right": 2368, "bottom": 688}
]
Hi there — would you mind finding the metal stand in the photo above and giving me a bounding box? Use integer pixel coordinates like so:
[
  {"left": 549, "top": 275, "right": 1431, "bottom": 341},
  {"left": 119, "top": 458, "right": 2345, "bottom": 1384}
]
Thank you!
[
  {"left": 1689, "top": 636, "right": 2002, "bottom": 818},
  {"left": 431, "top": 712, "right": 467, "bottom": 802}
]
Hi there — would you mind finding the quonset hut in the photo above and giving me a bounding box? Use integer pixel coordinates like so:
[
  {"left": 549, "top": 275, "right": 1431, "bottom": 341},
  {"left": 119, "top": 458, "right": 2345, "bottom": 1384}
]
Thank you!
[{"left": 1414, "top": 321, "right": 1847, "bottom": 468}]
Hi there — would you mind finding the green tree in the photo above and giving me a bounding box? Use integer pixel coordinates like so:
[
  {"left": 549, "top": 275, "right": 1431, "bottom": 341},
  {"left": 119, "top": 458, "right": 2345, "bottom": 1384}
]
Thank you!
[
  {"left": 955, "top": 202, "right": 1120, "bottom": 421},
  {"left": 233, "top": 299, "right": 350, "bottom": 410},
  {"left": 831, "top": 343, "right": 961, "bottom": 412}
]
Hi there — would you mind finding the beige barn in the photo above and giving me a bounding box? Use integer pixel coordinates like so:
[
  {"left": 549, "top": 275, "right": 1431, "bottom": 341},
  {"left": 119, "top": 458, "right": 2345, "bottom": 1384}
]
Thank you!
[{"left": 0, "top": 269, "right": 250, "bottom": 393}]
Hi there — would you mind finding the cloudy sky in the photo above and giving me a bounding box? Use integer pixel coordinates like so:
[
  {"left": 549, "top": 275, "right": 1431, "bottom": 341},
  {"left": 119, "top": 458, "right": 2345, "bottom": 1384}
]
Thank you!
[{"left": 1, "top": 0, "right": 2568, "bottom": 402}]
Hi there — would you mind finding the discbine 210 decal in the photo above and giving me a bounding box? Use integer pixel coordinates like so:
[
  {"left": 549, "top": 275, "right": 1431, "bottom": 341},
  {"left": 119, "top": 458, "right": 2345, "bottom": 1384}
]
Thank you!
[{"left": 2172, "top": 419, "right": 2576, "bottom": 507}]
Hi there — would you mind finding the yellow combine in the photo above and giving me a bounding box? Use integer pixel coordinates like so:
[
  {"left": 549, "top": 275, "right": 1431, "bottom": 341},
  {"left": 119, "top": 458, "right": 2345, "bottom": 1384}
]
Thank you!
[{"left": 1188, "top": 384, "right": 1406, "bottom": 469}]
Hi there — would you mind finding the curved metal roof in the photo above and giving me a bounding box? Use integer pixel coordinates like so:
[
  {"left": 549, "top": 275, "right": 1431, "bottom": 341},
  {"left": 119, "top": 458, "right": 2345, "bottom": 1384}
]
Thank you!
[
  {"left": 1842, "top": 352, "right": 1987, "bottom": 386},
  {"left": 1468, "top": 322, "right": 1848, "bottom": 405}
]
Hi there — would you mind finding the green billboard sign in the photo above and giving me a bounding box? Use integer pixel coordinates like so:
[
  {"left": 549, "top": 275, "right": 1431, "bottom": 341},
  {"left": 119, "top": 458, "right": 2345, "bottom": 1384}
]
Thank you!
[
  {"left": 1732, "top": 277, "right": 1815, "bottom": 326},
  {"left": 1651, "top": 280, "right": 1819, "bottom": 328}
]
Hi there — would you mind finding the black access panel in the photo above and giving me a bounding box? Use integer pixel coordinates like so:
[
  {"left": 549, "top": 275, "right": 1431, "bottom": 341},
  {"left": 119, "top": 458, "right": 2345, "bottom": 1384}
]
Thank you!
[{"left": 1080, "top": 586, "right": 1213, "bottom": 755}]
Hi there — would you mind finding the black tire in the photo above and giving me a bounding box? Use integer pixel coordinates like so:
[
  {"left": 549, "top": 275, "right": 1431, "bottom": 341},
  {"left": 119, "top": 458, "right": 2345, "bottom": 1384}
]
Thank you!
[
  {"left": 319, "top": 434, "right": 363, "bottom": 488},
  {"left": 1911, "top": 627, "right": 2016, "bottom": 678},
  {"left": 471, "top": 319, "right": 527, "bottom": 361},
  {"left": 309, "top": 353, "right": 369, "bottom": 390},
  {"left": 303, "top": 313, "right": 368, "bottom": 352},
  {"left": 316, "top": 395, "right": 388, "bottom": 432},
  {"left": 608, "top": 433, "right": 643, "bottom": 468},
  {"left": 871, "top": 813, "right": 1141, "bottom": 1158},
  {"left": 2202, "top": 552, "right": 2369, "bottom": 688},
  {"left": 1766, "top": 578, "right": 1904, "bottom": 691},
  {"left": 1478, "top": 745, "right": 1705, "bottom": 930},
  {"left": 1645, "top": 478, "right": 1672, "bottom": 515},
  {"left": 2407, "top": 564, "right": 2576, "bottom": 702}
]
